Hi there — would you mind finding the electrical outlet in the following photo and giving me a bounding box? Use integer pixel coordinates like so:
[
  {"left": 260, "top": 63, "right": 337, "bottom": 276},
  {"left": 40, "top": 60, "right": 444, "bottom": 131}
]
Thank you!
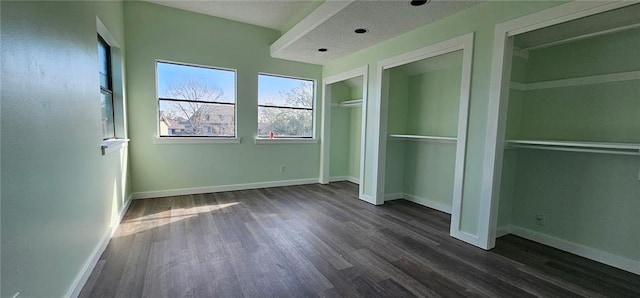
[
  {"left": 535, "top": 213, "right": 545, "bottom": 226},
  {"left": 280, "top": 165, "right": 286, "bottom": 173}
]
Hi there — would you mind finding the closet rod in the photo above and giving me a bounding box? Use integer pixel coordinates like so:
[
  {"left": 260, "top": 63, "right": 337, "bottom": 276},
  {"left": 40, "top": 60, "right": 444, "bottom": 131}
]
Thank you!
[
  {"left": 508, "top": 144, "right": 640, "bottom": 156},
  {"left": 510, "top": 70, "right": 640, "bottom": 91},
  {"left": 331, "top": 99, "right": 363, "bottom": 108}
]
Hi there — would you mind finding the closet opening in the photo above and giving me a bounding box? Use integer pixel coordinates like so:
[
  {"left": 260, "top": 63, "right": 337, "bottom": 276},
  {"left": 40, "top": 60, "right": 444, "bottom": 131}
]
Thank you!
[
  {"left": 374, "top": 33, "right": 474, "bottom": 243},
  {"left": 320, "top": 66, "right": 369, "bottom": 202},
  {"left": 484, "top": 2, "right": 639, "bottom": 274},
  {"left": 383, "top": 50, "right": 463, "bottom": 215}
]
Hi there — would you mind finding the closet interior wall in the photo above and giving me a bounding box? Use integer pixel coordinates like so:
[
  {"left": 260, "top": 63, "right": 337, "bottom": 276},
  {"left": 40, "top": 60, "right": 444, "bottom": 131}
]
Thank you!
[
  {"left": 329, "top": 78, "right": 363, "bottom": 183},
  {"left": 384, "top": 52, "right": 463, "bottom": 213},
  {"left": 498, "top": 23, "right": 640, "bottom": 268}
]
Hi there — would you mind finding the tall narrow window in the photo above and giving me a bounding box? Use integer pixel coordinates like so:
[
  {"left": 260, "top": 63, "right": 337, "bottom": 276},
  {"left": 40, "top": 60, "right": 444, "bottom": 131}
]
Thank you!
[
  {"left": 98, "top": 35, "right": 115, "bottom": 139},
  {"left": 157, "top": 61, "right": 236, "bottom": 137},
  {"left": 258, "top": 74, "right": 315, "bottom": 138}
]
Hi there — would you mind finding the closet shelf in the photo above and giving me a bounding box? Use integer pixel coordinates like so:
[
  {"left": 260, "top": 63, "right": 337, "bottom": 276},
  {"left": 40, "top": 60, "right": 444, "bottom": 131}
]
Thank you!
[
  {"left": 388, "top": 134, "right": 457, "bottom": 143},
  {"left": 506, "top": 139, "right": 640, "bottom": 156},
  {"left": 510, "top": 70, "right": 640, "bottom": 91},
  {"left": 331, "top": 99, "right": 362, "bottom": 108}
]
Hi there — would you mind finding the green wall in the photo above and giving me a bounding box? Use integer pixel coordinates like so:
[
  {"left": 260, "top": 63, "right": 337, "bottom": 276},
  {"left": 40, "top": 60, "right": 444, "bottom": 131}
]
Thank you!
[
  {"left": 498, "top": 54, "right": 529, "bottom": 227},
  {"left": 348, "top": 106, "right": 362, "bottom": 179},
  {"left": 384, "top": 65, "right": 461, "bottom": 208},
  {"left": 501, "top": 27, "right": 640, "bottom": 261},
  {"left": 406, "top": 67, "right": 461, "bottom": 137},
  {"left": 1, "top": 1, "right": 131, "bottom": 296},
  {"left": 518, "top": 28, "right": 640, "bottom": 143},
  {"left": 329, "top": 82, "right": 351, "bottom": 177},
  {"left": 385, "top": 69, "right": 409, "bottom": 194},
  {"left": 323, "top": 0, "right": 565, "bottom": 235},
  {"left": 124, "top": 1, "right": 323, "bottom": 194},
  {"left": 329, "top": 80, "right": 363, "bottom": 180}
]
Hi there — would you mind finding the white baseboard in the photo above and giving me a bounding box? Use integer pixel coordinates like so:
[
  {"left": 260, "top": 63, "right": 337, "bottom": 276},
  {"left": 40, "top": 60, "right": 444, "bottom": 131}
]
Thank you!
[
  {"left": 450, "top": 229, "right": 480, "bottom": 246},
  {"left": 496, "top": 224, "right": 512, "bottom": 238},
  {"left": 67, "top": 194, "right": 133, "bottom": 297},
  {"left": 385, "top": 192, "right": 452, "bottom": 214},
  {"left": 510, "top": 225, "right": 640, "bottom": 275},
  {"left": 384, "top": 193, "right": 404, "bottom": 201},
  {"left": 329, "top": 176, "right": 360, "bottom": 184},
  {"left": 132, "top": 178, "right": 319, "bottom": 200},
  {"left": 403, "top": 193, "right": 452, "bottom": 214}
]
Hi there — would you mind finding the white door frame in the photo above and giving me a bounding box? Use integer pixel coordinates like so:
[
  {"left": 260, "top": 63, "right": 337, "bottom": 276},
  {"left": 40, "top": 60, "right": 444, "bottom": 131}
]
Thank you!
[
  {"left": 478, "top": 0, "right": 634, "bottom": 250},
  {"left": 372, "top": 33, "right": 475, "bottom": 244},
  {"left": 320, "top": 65, "right": 369, "bottom": 201}
]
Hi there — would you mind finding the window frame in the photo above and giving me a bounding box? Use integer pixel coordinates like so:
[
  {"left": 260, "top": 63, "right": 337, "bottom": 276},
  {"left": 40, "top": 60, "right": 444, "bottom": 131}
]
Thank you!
[
  {"left": 97, "top": 17, "right": 129, "bottom": 155},
  {"left": 98, "top": 34, "right": 116, "bottom": 140},
  {"left": 256, "top": 72, "right": 317, "bottom": 141},
  {"left": 155, "top": 60, "right": 239, "bottom": 141}
]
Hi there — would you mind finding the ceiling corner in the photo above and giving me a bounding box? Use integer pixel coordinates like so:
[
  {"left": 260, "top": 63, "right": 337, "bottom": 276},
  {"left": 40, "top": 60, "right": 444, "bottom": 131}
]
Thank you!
[{"left": 270, "top": 0, "right": 354, "bottom": 64}]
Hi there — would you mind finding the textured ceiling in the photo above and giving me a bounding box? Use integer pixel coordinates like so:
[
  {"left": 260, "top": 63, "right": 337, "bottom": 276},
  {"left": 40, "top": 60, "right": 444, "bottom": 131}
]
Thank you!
[
  {"left": 272, "top": 0, "right": 481, "bottom": 64},
  {"left": 145, "top": 0, "right": 323, "bottom": 32}
]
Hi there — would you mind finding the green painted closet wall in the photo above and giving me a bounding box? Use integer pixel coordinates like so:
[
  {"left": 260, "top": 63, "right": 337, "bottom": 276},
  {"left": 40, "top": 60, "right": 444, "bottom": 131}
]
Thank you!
[
  {"left": 384, "top": 65, "right": 461, "bottom": 208},
  {"left": 385, "top": 69, "right": 409, "bottom": 195},
  {"left": 124, "top": 1, "right": 322, "bottom": 194},
  {"left": 329, "top": 80, "right": 363, "bottom": 180},
  {"left": 501, "top": 27, "right": 640, "bottom": 261},
  {"left": 348, "top": 106, "right": 363, "bottom": 180},
  {"left": 329, "top": 82, "right": 351, "bottom": 177},
  {"left": 497, "top": 54, "right": 528, "bottom": 228},
  {"left": 323, "top": 1, "right": 565, "bottom": 235},
  {"left": 1, "top": 1, "right": 131, "bottom": 296}
]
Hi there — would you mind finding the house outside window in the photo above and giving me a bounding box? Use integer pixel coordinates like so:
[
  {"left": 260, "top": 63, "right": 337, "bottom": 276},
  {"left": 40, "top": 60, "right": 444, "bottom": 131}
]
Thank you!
[
  {"left": 257, "top": 74, "right": 315, "bottom": 138},
  {"left": 156, "top": 61, "right": 236, "bottom": 137}
]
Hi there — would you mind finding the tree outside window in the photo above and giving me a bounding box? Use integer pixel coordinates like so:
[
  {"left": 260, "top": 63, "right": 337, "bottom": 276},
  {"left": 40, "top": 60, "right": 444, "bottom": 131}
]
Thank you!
[
  {"left": 258, "top": 74, "right": 315, "bottom": 138},
  {"left": 157, "top": 62, "right": 236, "bottom": 137}
]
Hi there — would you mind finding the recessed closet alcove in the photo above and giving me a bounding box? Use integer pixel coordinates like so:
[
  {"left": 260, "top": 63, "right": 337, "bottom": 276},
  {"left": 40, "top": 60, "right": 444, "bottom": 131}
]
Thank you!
[
  {"left": 491, "top": 3, "right": 640, "bottom": 274},
  {"left": 321, "top": 66, "right": 369, "bottom": 201},
  {"left": 373, "top": 33, "right": 475, "bottom": 242},
  {"left": 329, "top": 77, "right": 364, "bottom": 183},
  {"left": 384, "top": 50, "right": 463, "bottom": 214}
]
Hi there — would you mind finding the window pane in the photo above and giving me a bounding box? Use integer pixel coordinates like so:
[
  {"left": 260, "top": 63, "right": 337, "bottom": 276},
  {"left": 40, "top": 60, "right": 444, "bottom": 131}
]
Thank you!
[
  {"left": 98, "top": 36, "right": 110, "bottom": 89},
  {"left": 157, "top": 62, "right": 235, "bottom": 103},
  {"left": 159, "top": 100, "right": 235, "bottom": 137},
  {"left": 258, "top": 106, "right": 312, "bottom": 138},
  {"left": 101, "top": 91, "right": 115, "bottom": 139},
  {"left": 258, "top": 75, "right": 313, "bottom": 108}
]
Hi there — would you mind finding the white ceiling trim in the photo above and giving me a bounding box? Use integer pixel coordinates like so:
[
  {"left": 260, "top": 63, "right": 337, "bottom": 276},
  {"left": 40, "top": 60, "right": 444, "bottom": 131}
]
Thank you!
[{"left": 270, "top": 1, "right": 354, "bottom": 60}]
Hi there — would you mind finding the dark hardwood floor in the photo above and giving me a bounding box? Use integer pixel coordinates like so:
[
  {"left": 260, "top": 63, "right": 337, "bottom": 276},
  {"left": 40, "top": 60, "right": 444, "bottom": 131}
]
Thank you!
[{"left": 80, "top": 182, "right": 640, "bottom": 297}]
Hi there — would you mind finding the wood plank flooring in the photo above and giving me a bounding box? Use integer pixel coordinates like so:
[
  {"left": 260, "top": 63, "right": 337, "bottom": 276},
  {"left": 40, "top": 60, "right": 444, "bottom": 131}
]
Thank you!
[{"left": 80, "top": 182, "right": 640, "bottom": 297}]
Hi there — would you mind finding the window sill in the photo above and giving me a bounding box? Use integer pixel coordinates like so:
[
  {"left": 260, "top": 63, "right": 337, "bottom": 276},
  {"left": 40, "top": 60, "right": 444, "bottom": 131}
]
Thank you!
[
  {"left": 153, "top": 137, "right": 241, "bottom": 144},
  {"left": 254, "top": 138, "right": 318, "bottom": 144},
  {"left": 101, "top": 138, "right": 129, "bottom": 155}
]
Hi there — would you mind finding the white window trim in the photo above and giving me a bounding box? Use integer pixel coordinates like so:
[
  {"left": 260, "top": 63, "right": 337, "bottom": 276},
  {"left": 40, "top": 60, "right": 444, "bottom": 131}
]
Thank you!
[
  {"left": 257, "top": 72, "right": 318, "bottom": 139},
  {"left": 155, "top": 59, "right": 239, "bottom": 139},
  {"left": 97, "top": 17, "right": 128, "bottom": 156},
  {"left": 101, "top": 139, "right": 129, "bottom": 155},
  {"left": 254, "top": 137, "right": 318, "bottom": 145},
  {"left": 153, "top": 137, "right": 241, "bottom": 145}
]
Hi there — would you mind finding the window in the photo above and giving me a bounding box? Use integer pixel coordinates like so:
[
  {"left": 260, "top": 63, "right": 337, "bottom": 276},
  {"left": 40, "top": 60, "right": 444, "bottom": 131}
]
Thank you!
[
  {"left": 98, "top": 35, "right": 115, "bottom": 139},
  {"left": 258, "top": 74, "right": 315, "bottom": 138},
  {"left": 157, "top": 61, "right": 236, "bottom": 137}
]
